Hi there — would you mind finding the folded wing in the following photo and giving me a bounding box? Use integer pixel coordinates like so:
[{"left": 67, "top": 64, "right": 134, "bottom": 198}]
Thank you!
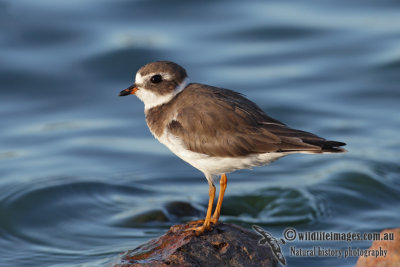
[{"left": 168, "top": 84, "right": 346, "bottom": 157}]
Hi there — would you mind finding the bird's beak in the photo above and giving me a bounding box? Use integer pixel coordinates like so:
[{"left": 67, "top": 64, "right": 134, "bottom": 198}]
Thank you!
[{"left": 119, "top": 84, "right": 138, "bottom": 96}]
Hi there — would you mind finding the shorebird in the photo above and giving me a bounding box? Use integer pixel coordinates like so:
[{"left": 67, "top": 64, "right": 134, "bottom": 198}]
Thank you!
[{"left": 119, "top": 61, "right": 346, "bottom": 234}]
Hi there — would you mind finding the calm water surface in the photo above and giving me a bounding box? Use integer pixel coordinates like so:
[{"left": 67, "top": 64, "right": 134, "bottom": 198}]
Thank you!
[{"left": 1, "top": 0, "right": 400, "bottom": 266}]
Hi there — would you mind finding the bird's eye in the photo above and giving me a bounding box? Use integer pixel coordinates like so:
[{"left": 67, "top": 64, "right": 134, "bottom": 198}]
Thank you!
[{"left": 150, "top": 74, "right": 162, "bottom": 84}]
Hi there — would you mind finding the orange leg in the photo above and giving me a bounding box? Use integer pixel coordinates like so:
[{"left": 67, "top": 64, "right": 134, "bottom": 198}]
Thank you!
[
  {"left": 211, "top": 173, "right": 227, "bottom": 224},
  {"left": 187, "top": 182, "right": 216, "bottom": 234}
]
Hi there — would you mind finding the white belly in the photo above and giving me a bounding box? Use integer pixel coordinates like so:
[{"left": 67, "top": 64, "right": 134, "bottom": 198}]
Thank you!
[{"left": 155, "top": 129, "right": 287, "bottom": 176}]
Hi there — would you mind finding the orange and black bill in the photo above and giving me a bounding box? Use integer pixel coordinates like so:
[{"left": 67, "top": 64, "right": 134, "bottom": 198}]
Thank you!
[{"left": 119, "top": 84, "right": 138, "bottom": 96}]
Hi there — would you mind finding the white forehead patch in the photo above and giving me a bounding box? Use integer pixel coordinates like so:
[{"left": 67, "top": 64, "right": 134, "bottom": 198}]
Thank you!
[{"left": 135, "top": 72, "right": 144, "bottom": 84}]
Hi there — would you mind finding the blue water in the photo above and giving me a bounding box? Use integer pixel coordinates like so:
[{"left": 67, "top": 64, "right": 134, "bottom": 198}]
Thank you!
[{"left": 1, "top": 0, "right": 400, "bottom": 266}]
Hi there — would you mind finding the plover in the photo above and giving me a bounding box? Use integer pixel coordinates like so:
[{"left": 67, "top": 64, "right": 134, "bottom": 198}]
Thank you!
[{"left": 119, "top": 61, "right": 346, "bottom": 233}]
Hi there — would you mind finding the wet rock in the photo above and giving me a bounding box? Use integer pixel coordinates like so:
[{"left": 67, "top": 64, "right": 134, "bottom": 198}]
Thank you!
[
  {"left": 114, "top": 222, "right": 276, "bottom": 267},
  {"left": 356, "top": 228, "right": 400, "bottom": 267}
]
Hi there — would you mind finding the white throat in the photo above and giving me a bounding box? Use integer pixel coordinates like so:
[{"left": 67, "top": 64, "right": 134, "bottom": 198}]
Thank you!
[{"left": 135, "top": 77, "right": 189, "bottom": 110}]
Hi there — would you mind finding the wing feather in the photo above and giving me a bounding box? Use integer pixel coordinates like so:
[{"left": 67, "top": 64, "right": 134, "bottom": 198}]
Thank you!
[{"left": 166, "top": 84, "right": 346, "bottom": 157}]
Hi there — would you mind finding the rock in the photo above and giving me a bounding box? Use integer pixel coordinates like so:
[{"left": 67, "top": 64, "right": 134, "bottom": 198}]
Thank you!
[
  {"left": 356, "top": 228, "right": 400, "bottom": 267},
  {"left": 114, "top": 222, "right": 277, "bottom": 267}
]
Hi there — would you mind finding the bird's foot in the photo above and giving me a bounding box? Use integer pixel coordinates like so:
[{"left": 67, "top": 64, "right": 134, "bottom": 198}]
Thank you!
[
  {"left": 210, "top": 217, "right": 219, "bottom": 224},
  {"left": 184, "top": 223, "right": 212, "bottom": 236}
]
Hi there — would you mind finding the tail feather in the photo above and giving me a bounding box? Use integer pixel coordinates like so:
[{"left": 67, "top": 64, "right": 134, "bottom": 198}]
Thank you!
[
  {"left": 304, "top": 140, "right": 347, "bottom": 153},
  {"left": 264, "top": 124, "right": 346, "bottom": 153}
]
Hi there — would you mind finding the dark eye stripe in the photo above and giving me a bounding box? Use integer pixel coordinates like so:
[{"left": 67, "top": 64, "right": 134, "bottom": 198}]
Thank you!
[{"left": 150, "top": 74, "right": 162, "bottom": 84}]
